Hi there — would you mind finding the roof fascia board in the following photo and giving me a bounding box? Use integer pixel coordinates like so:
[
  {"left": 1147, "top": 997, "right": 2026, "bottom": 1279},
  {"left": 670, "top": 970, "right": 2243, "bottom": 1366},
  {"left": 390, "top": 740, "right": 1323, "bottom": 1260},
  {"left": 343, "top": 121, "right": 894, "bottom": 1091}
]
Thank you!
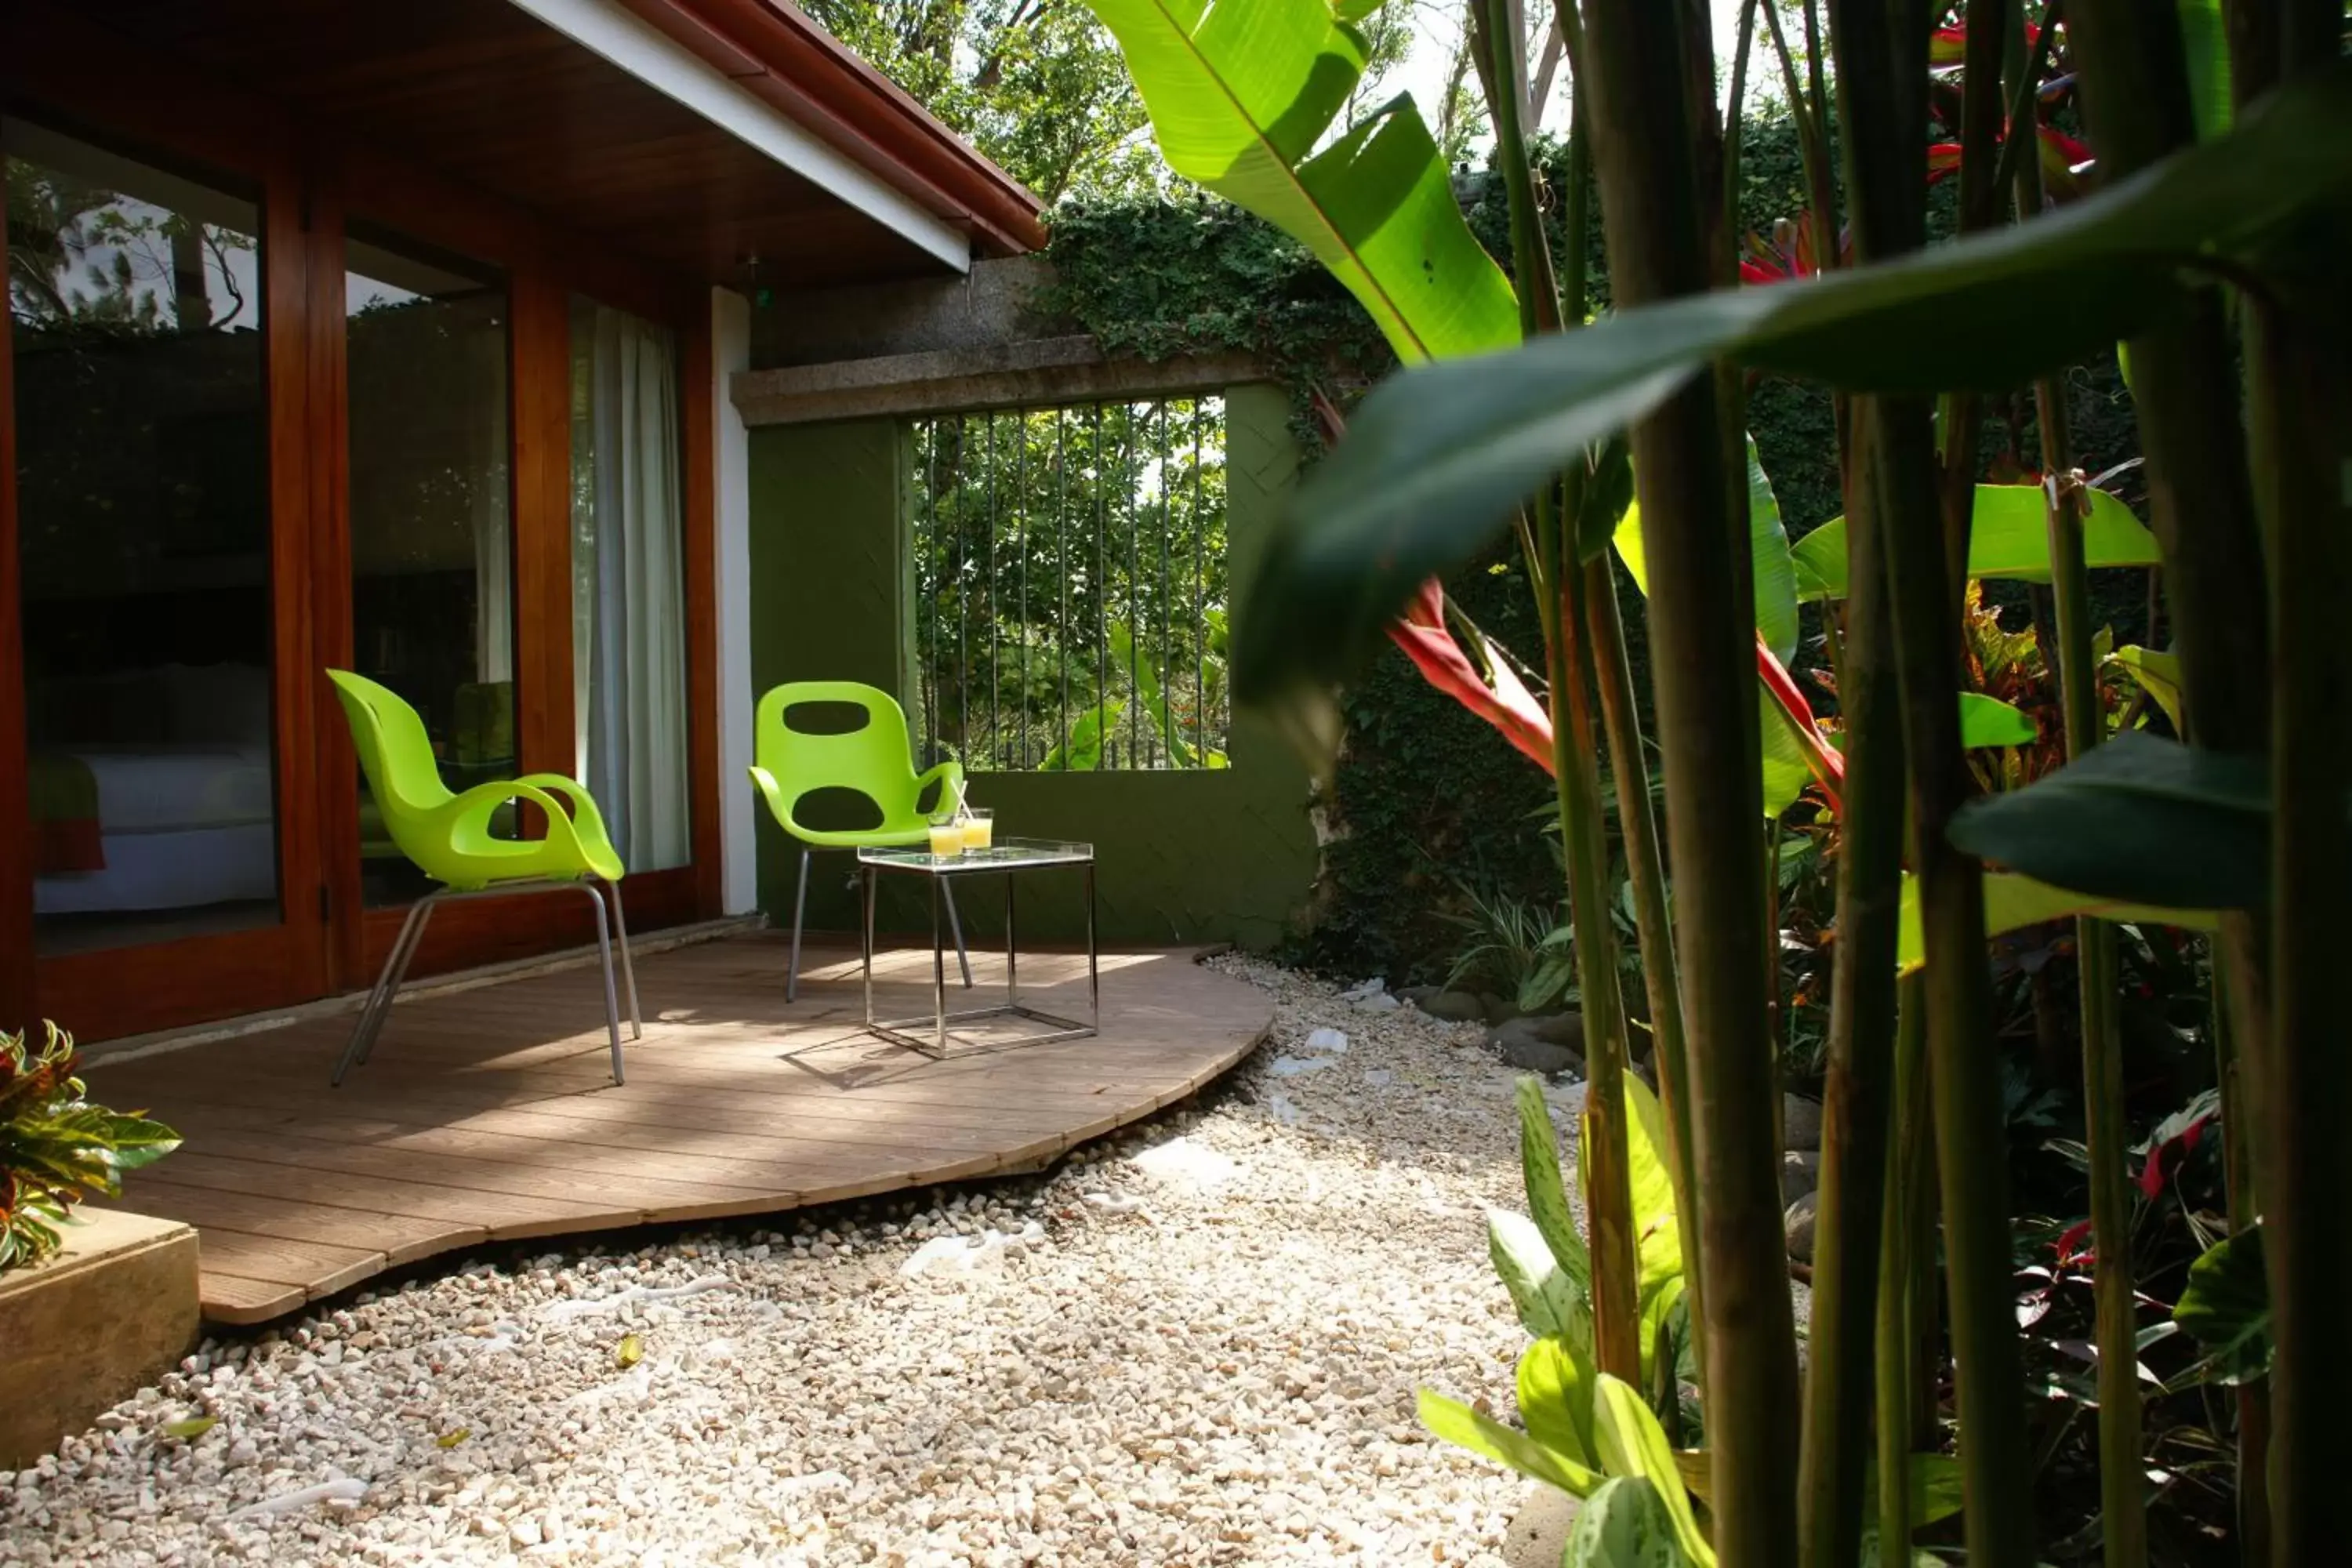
[{"left": 505, "top": 0, "right": 971, "bottom": 272}]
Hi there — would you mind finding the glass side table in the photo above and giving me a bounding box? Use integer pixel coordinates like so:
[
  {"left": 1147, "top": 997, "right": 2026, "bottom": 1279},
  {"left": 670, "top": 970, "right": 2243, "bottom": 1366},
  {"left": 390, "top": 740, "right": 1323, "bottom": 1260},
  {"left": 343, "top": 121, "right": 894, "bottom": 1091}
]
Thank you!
[{"left": 855, "top": 837, "right": 1098, "bottom": 1056}]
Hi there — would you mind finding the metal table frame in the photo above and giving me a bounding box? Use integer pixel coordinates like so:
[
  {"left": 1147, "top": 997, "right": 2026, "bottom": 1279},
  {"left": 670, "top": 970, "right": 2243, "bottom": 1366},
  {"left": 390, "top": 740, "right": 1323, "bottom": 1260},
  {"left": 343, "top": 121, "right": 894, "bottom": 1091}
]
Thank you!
[{"left": 857, "top": 839, "right": 1098, "bottom": 1056}]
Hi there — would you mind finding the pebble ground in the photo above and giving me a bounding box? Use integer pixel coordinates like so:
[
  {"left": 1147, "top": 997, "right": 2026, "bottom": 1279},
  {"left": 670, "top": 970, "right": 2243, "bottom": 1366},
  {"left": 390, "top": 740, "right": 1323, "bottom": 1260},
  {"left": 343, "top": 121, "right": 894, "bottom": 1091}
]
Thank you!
[{"left": 0, "top": 957, "right": 1585, "bottom": 1567}]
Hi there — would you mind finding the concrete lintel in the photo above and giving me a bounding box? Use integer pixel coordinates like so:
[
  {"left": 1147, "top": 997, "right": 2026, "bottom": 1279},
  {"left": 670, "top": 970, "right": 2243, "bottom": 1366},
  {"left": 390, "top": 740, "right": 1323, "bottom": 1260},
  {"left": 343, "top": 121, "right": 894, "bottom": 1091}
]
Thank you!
[{"left": 732, "top": 339, "right": 1268, "bottom": 425}]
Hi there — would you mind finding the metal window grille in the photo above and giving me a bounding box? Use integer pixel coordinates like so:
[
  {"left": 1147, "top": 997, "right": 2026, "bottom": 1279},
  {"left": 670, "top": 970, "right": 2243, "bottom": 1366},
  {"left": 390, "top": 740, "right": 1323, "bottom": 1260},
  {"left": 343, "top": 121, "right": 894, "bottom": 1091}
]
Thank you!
[{"left": 911, "top": 397, "right": 1229, "bottom": 772}]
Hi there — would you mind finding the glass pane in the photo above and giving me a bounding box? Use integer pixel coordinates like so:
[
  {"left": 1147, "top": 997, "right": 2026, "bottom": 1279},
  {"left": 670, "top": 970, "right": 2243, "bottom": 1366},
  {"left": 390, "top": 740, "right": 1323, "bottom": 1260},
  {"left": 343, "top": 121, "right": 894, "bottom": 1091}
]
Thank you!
[
  {"left": 6, "top": 118, "right": 280, "bottom": 955},
  {"left": 569, "top": 296, "right": 689, "bottom": 872},
  {"left": 346, "top": 227, "right": 514, "bottom": 906}
]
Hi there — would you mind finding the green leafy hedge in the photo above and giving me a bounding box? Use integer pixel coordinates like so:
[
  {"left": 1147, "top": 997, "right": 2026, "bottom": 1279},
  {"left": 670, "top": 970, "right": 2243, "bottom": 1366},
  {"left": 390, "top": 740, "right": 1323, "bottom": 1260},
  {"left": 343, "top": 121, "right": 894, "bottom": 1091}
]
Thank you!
[{"left": 1047, "top": 109, "right": 2151, "bottom": 982}]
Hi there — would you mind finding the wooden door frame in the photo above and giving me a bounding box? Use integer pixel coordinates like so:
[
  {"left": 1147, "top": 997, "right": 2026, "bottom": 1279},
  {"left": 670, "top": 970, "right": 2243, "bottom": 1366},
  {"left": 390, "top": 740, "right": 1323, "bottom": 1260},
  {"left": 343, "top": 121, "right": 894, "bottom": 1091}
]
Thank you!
[
  {"left": 2, "top": 40, "right": 333, "bottom": 1039},
  {"left": 5, "top": 7, "right": 729, "bottom": 1040}
]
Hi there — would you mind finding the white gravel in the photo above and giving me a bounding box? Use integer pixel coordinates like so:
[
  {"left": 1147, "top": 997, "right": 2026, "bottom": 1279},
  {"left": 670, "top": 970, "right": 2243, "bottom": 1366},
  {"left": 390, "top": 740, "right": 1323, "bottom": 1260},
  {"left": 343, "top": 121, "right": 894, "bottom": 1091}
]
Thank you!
[{"left": 1, "top": 957, "right": 1588, "bottom": 1567}]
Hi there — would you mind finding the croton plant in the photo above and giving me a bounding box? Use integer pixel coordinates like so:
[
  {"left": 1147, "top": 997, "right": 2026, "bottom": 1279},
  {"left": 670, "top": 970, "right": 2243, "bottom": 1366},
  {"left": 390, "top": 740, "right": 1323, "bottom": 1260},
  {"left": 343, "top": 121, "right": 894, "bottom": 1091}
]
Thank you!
[{"left": 1, "top": 1024, "right": 179, "bottom": 1271}]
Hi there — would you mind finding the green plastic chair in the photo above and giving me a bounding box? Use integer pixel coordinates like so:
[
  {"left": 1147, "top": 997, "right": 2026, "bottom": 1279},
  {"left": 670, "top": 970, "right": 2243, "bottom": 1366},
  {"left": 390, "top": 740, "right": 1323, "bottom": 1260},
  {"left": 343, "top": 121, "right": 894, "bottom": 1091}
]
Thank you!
[
  {"left": 749, "top": 681, "right": 972, "bottom": 1001},
  {"left": 326, "top": 669, "right": 641, "bottom": 1087}
]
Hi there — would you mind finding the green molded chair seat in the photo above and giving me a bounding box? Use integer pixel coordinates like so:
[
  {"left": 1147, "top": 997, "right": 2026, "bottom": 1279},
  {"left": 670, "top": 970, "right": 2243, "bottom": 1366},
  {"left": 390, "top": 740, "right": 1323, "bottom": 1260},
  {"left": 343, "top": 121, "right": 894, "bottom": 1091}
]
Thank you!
[
  {"left": 750, "top": 681, "right": 971, "bottom": 1000},
  {"left": 326, "top": 669, "right": 640, "bottom": 1085}
]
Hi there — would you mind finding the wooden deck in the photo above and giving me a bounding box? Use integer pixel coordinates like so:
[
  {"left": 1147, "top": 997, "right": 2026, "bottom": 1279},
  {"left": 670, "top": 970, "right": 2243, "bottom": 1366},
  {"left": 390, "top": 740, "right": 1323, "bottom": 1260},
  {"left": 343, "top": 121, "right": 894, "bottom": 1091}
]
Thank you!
[{"left": 86, "top": 936, "right": 1271, "bottom": 1323}]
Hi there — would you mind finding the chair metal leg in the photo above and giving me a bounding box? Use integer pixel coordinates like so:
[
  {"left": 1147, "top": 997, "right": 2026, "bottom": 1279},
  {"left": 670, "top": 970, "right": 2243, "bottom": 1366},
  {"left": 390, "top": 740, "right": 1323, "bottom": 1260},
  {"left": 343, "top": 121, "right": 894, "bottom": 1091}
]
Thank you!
[
  {"left": 940, "top": 877, "right": 975, "bottom": 989},
  {"left": 582, "top": 883, "right": 626, "bottom": 1085},
  {"left": 786, "top": 847, "right": 812, "bottom": 1003},
  {"left": 334, "top": 892, "right": 437, "bottom": 1087},
  {"left": 356, "top": 894, "right": 437, "bottom": 1069},
  {"left": 603, "top": 876, "right": 642, "bottom": 1039}
]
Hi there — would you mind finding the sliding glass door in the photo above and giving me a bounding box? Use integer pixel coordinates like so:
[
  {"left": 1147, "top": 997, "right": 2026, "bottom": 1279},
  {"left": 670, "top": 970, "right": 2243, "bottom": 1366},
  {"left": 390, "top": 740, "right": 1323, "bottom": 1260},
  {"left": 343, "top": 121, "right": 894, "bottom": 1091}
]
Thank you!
[{"left": 5, "top": 117, "right": 282, "bottom": 956}]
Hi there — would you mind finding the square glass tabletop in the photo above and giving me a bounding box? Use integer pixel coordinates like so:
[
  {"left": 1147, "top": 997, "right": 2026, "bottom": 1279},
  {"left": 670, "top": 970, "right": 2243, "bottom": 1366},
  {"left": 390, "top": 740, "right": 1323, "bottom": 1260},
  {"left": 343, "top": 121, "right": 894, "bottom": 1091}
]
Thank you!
[{"left": 856, "top": 836, "right": 1094, "bottom": 873}]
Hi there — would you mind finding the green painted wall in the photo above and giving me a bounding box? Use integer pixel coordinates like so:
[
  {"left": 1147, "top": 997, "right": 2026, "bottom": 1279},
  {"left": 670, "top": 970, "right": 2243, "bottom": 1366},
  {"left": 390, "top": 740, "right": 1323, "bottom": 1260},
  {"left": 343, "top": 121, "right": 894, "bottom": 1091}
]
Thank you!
[{"left": 745, "top": 383, "right": 1316, "bottom": 949}]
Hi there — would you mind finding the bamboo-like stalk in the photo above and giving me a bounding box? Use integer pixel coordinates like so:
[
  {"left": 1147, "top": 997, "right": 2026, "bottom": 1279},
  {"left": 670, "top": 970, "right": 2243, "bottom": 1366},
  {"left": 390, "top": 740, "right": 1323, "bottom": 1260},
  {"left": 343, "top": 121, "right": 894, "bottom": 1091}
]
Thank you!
[
  {"left": 1580, "top": 2, "right": 1798, "bottom": 1559},
  {"left": 1479, "top": 0, "right": 1643, "bottom": 1383},
  {"left": 1875, "top": 971, "right": 1929, "bottom": 1557},
  {"left": 1826, "top": 1, "right": 2034, "bottom": 1563},
  {"left": 2245, "top": 10, "right": 2352, "bottom": 1563},
  {"left": 1797, "top": 391, "right": 1905, "bottom": 1568},
  {"left": 1584, "top": 554, "right": 1701, "bottom": 1334},
  {"left": 1555, "top": 2, "right": 1708, "bottom": 1368},
  {"left": 2062, "top": 0, "right": 2273, "bottom": 1078},
  {"left": 2034, "top": 426, "right": 2146, "bottom": 1568},
  {"left": 2010, "top": 17, "right": 2144, "bottom": 1557},
  {"left": 2209, "top": 963, "right": 2270, "bottom": 1564}
]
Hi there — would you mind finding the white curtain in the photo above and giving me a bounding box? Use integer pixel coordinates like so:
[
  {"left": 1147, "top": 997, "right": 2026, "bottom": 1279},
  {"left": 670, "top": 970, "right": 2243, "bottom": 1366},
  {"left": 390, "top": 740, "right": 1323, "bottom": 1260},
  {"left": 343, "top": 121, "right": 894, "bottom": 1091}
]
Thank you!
[
  {"left": 472, "top": 328, "right": 514, "bottom": 684},
  {"left": 574, "top": 306, "right": 691, "bottom": 871}
]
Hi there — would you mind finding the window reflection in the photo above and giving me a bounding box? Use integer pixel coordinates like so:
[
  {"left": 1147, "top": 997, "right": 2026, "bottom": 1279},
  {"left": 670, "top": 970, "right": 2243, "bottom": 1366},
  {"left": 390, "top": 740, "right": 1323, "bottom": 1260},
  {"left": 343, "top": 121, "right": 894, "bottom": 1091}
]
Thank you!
[
  {"left": 345, "top": 227, "right": 514, "bottom": 905},
  {"left": 6, "top": 117, "right": 279, "bottom": 954}
]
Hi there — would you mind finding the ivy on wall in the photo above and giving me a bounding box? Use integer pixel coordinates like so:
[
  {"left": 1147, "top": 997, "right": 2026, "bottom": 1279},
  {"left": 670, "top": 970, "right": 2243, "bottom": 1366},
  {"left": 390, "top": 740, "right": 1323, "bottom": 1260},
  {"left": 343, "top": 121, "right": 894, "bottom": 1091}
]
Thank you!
[{"left": 1045, "top": 111, "right": 2151, "bottom": 982}]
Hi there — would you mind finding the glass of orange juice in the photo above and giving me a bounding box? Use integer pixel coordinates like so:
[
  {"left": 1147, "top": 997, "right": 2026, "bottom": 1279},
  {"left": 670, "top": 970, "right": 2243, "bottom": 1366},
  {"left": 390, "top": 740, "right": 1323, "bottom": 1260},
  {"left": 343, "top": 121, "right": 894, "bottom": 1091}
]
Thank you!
[
  {"left": 927, "top": 817, "right": 964, "bottom": 856},
  {"left": 960, "top": 808, "right": 994, "bottom": 851}
]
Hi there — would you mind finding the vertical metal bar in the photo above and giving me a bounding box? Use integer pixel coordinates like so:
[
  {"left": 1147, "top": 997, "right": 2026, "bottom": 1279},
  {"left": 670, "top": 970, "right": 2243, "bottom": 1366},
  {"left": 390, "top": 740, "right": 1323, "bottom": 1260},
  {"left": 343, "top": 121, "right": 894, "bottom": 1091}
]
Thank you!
[
  {"left": 1084, "top": 858, "right": 1099, "bottom": 1033},
  {"left": 985, "top": 410, "right": 1000, "bottom": 772},
  {"left": 1157, "top": 399, "right": 1172, "bottom": 770},
  {"left": 861, "top": 861, "right": 876, "bottom": 1028},
  {"left": 1192, "top": 399, "right": 1207, "bottom": 765},
  {"left": 1005, "top": 870, "right": 1018, "bottom": 1009},
  {"left": 931, "top": 873, "right": 947, "bottom": 1054},
  {"left": 1056, "top": 408, "right": 1069, "bottom": 760},
  {"left": 1017, "top": 408, "right": 1030, "bottom": 768},
  {"left": 1093, "top": 403, "right": 1108, "bottom": 769},
  {"left": 954, "top": 413, "right": 968, "bottom": 765},
  {"left": 1125, "top": 403, "right": 1142, "bottom": 770}
]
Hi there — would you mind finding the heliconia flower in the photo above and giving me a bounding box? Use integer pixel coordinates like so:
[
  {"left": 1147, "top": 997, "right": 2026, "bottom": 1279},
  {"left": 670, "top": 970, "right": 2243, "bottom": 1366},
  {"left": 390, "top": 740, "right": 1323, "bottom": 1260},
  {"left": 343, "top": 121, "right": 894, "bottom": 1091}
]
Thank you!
[
  {"left": 1386, "top": 579, "right": 1556, "bottom": 775},
  {"left": 1930, "top": 21, "right": 2046, "bottom": 70},
  {"left": 1926, "top": 125, "right": 2093, "bottom": 201}
]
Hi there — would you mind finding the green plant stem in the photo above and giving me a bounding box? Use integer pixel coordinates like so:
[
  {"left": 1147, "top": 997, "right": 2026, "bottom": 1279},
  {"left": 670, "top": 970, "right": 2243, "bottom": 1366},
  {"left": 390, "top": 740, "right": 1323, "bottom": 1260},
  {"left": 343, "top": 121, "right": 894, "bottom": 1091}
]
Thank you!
[
  {"left": 1581, "top": 2, "right": 1798, "bottom": 1559},
  {"left": 1875, "top": 971, "right": 1929, "bottom": 1557},
  {"left": 2037, "top": 426, "right": 2147, "bottom": 1568},
  {"left": 2209, "top": 960, "right": 2271, "bottom": 1566},
  {"left": 1483, "top": 0, "right": 1642, "bottom": 1385},
  {"left": 1584, "top": 496, "right": 1704, "bottom": 1385},
  {"left": 1797, "top": 397, "right": 1904, "bottom": 1568},
  {"left": 1826, "top": 0, "right": 2033, "bottom": 1562},
  {"left": 2011, "top": 12, "right": 2143, "bottom": 1553}
]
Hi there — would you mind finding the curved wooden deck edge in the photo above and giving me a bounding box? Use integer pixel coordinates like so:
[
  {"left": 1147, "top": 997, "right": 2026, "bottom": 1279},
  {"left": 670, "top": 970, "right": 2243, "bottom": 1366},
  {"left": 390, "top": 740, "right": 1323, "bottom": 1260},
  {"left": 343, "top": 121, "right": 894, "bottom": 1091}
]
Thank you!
[{"left": 92, "top": 941, "right": 1272, "bottom": 1325}]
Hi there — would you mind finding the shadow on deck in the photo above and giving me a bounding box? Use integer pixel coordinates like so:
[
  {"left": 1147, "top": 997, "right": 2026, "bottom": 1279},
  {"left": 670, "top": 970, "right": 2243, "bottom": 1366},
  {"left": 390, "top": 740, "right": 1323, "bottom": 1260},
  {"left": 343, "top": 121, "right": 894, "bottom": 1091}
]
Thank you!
[{"left": 87, "top": 935, "right": 1272, "bottom": 1323}]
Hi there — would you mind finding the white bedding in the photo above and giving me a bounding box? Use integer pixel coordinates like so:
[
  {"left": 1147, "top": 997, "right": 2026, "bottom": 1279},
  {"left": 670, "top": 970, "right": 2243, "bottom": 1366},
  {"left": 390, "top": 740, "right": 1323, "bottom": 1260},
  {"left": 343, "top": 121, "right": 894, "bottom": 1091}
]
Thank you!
[
  {"left": 67, "top": 742, "right": 274, "bottom": 834},
  {"left": 35, "top": 822, "right": 277, "bottom": 915},
  {"left": 33, "top": 742, "right": 278, "bottom": 915}
]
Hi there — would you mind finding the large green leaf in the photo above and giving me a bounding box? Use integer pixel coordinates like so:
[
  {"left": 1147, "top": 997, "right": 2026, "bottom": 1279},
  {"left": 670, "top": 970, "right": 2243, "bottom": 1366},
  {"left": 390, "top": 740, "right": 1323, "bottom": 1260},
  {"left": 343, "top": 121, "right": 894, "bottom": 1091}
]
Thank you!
[
  {"left": 2172, "top": 1226, "right": 2270, "bottom": 1384},
  {"left": 1946, "top": 731, "right": 2269, "bottom": 909},
  {"left": 1592, "top": 1375, "right": 1714, "bottom": 1567},
  {"left": 1790, "top": 485, "right": 2161, "bottom": 601},
  {"left": 1623, "top": 1075, "right": 1685, "bottom": 1381},
  {"left": 1616, "top": 437, "right": 1808, "bottom": 817},
  {"left": 1896, "top": 869, "right": 2222, "bottom": 973},
  {"left": 1519, "top": 1334, "right": 1603, "bottom": 1470},
  {"left": 1518, "top": 1076, "right": 1593, "bottom": 1299},
  {"left": 1958, "top": 692, "right": 2038, "bottom": 750},
  {"left": 1616, "top": 435, "right": 1797, "bottom": 663},
  {"left": 1233, "top": 67, "right": 2352, "bottom": 702},
  {"left": 1419, "top": 1389, "right": 1602, "bottom": 1496},
  {"left": 1083, "top": 0, "right": 1518, "bottom": 365},
  {"left": 1566, "top": 1476, "right": 1690, "bottom": 1568},
  {"left": 2109, "top": 644, "right": 2184, "bottom": 732},
  {"left": 1490, "top": 1207, "right": 1591, "bottom": 1345}
]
